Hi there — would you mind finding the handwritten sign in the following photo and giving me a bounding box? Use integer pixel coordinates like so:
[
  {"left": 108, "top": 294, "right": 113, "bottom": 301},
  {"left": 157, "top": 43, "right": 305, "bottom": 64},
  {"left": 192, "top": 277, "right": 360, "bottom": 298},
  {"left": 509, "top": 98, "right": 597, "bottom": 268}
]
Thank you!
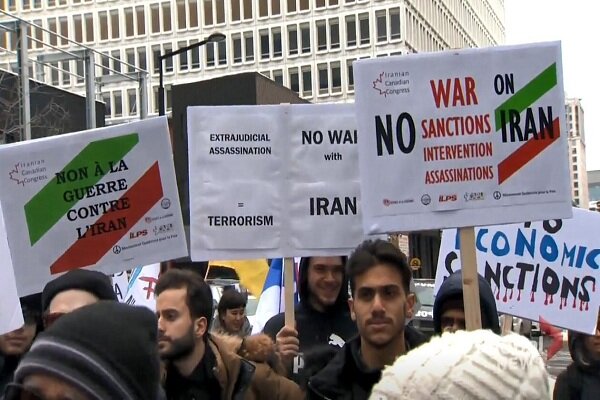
[
  {"left": 354, "top": 42, "right": 572, "bottom": 233},
  {"left": 188, "top": 104, "right": 363, "bottom": 259},
  {"left": 434, "top": 208, "right": 600, "bottom": 334},
  {"left": 0, "top": 118, "right": 187, "bottom": 295}
]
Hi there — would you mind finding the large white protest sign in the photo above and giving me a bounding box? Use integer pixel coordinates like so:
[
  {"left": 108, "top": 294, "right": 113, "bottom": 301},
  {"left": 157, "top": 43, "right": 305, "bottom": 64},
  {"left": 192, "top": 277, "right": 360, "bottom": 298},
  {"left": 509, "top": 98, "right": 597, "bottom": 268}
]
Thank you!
[
  {"left": 0, "top": 206, "right": 24, "bottom": 335},
  {"left": 354, "top": 42, "right": 572, "bottom": 233},
  {"left": 123, "top": 264, "right": 161, "bottom": 310},
  {"left": 434, "top": 208, "right": 600, "bottom": 334},
  {"left": 188, "top": 104, "right": 362, "bottom": 259},
  {"left": 0, "top": 118, "right": 187, "bottom": 296}
]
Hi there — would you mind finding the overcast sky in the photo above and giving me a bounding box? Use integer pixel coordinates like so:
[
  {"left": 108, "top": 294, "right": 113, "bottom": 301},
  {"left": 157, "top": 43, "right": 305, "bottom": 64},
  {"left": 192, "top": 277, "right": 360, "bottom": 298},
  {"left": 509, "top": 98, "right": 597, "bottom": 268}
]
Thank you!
[{"left": 504, "top": 0, "right": 598, "bottom": 170}]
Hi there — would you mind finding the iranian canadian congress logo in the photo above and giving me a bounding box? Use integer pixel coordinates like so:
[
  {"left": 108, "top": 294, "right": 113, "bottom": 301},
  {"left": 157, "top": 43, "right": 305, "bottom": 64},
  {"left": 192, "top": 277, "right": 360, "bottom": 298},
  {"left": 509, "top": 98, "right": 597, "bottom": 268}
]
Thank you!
[
  {"left": 372, "top": 71, "right": 411, "bottom": 97},
  {"left": 9, "top": 160, "right": 48, "bottom": 186}
]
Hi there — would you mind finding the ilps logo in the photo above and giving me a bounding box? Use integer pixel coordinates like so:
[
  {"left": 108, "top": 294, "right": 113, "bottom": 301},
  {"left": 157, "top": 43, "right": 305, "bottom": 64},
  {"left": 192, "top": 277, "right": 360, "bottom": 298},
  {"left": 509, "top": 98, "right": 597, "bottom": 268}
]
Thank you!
[
  {"left": 439, "top": 194, "right": 457, "bottom": 202},
  {"left": 129, "top": 229, "right": 147, "bottom": 239}
]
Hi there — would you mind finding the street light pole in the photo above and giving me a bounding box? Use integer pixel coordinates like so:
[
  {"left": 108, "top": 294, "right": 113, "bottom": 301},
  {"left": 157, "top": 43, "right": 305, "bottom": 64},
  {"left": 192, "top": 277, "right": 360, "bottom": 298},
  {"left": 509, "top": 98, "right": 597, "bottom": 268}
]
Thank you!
[{"left": 158, "top": 32, "right": 226, "bottom": 116}]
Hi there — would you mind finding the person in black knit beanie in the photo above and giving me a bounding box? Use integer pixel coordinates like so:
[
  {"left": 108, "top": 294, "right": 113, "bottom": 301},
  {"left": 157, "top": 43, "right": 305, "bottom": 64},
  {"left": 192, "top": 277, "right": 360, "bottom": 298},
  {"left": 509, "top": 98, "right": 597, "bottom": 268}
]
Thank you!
[
  {"left": 41, "top": 269, "right": 117, "bottom": 317},
  {"left": 3, "top": 301, "right": 161, "bottom": 400}
]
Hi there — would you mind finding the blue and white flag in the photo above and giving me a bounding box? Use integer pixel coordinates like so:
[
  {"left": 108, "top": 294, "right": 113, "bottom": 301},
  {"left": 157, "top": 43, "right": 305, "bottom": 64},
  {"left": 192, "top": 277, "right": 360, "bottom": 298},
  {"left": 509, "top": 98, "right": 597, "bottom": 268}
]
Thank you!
[{"left": 252, "top": 258, "right": 298, "bottom": 334}]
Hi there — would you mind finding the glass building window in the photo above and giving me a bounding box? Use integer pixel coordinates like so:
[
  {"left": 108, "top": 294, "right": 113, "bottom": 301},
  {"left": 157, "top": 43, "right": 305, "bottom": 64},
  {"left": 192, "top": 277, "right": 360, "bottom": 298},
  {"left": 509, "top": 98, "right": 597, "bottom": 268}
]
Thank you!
[
  {"left": 179, "top": 41, "right": 189, "bottom": 70},
  {"left": 318, "top": 63, "right": 328, "bottom": 95},
  {"left": 136, "top": 6, "right": 146, "bottom": 35},
  {"left": 110, "top": 10, "right": 120, "bottom": 39},
  {"left": 177, "top": 0, "right": 187, "bottom": 29},
  {"left": 376, "top": 10, "right": 386, "bottom": 42},
  {"left": 359, "top": 13, "right": 370, "bottom": 45},
  {"left": 317, "top": 20, "right": 327, "bottom": 51},
  {"left": 260, "top": 29, "right": 269, "bottom": 60},
  {"left": 272, "top": 28, "right": 282, "bottom": 58},
  {"left": 288, "top": 25, "right": 298, "bottom": 55},
  {"left": 233, "top": 34, "right": 242, "bottom": 63},
  {"left": 128, "top": 89, "right": 137, "bottom": 116},
  {"left": 273, "top": 69, "right": 283, "bottom": 85},
  {"left": 206, "top": 43, "right": 215, "bottom": 66},
  {"left": 151, "top": 5, "right": 160, "bottom": 33},
  {"left": 244, "top": 31, "right": 254, "bottom": 61},
  {"left": 191, "top": 41, "right": 201, "bottom": 68},
  {"left": 113, "top": 91, "right": 123, "bottom": 117},
  {"left": 302, "top": 65, "right": 312, "bottom": 96},
  {"left": 330, "top": 18, "right": 340, "bottom": 49},
  {"left": 331, "top": 62, "right": 341, "bottom": 92},
  {"left": 189, "top": 0, "right": 199, "bottom": 27},
  {"left": 162, "top": 2, "right": 172, "bottom": 32},
  {"left": 346, "top": 58, "right": 354, "bottom": 90},
  {"left": 289, "top": 67, "right": 299, "bottom": 93},
  {"left": 390, "top": 8, "right": 400, "bottom": 40},
  {"left": 300, "top": 23, "right": 310, "bottom": 54},
  {"left": 346, "top": 15, "right": 356, "bottom": 47},
  {"left": 137, "top": 47, "right": 147, "bottom": 71},
  {"left": 217, "top": 40, "right": 227, "bottom": 65},
  {"left": 125, "top": 8, "right": 134, "bottom": 37},
  {"left": 287, "top": 0, "right": 296, "bottom": 13}
]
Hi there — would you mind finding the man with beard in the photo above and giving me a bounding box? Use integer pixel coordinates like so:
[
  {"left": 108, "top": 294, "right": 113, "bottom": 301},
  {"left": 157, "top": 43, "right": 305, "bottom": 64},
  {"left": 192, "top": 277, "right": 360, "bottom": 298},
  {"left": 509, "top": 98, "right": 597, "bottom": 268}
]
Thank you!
[
  {"left": 156, "top": 269, "right": 303, "bottom": 400},
  {"left": 263, "top": 256, "right": 357, "bottom": 385},
  {"left": 307, "top": 240, "right": 426, "bottom": 400}
]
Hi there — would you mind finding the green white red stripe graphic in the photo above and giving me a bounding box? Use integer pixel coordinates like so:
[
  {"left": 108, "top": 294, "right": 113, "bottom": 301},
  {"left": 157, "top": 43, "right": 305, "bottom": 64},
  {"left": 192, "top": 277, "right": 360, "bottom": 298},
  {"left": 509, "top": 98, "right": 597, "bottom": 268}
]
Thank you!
[
  {"left": 494, "top": 63, "right": 559, "bottom": 184},
  {"left": 24, "top": 134, "right": 139, "bottom": 245},
  {"left": 50, "top": 162, "right": 164, "bottom": 274}
]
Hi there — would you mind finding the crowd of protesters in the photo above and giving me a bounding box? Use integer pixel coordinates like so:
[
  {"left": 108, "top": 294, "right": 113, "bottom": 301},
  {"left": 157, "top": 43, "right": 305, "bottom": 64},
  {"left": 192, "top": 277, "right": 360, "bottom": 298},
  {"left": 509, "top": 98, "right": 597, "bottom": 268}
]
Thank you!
[{"left": 1, "top": 238, "right": 598, "bottom": 399}]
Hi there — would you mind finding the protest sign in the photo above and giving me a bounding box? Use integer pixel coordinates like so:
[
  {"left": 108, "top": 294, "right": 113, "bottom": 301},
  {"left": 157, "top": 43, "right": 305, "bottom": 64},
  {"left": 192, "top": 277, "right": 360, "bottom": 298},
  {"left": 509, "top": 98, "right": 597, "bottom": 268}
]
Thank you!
[
  {"left": 354, "top": 42, "right": 572, "bottom": 234},
  {"left": 0, "top": 206, "right": 24, "bottom": 335},
  {"left": 188, "top": 104, "right": 363, "bottom": 260},
  {"left": 112, "top": 271, "right": 129, "bottom": 302},
  {"left": 123, "top": 264, "right": 161, "bottom": 310},
  {"left": 434, "top": 208, "right": 600, "bottom": 334},
  {"left": 0, "top": 118, "right": 187, "bottom": 296}
]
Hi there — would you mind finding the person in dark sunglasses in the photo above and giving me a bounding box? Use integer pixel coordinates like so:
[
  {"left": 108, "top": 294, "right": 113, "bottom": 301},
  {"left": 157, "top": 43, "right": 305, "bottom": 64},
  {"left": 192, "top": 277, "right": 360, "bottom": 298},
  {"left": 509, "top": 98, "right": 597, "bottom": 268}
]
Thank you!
[{"left": 0, "top": 294, "right": 42, "bottom": 394}]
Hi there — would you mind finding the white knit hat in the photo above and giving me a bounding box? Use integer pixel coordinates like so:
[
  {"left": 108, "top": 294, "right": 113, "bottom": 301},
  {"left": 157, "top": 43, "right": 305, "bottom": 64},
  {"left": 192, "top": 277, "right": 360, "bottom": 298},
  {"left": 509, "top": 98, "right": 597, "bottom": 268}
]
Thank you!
[{"left": 370, "top": 330, "right": 550, "bottom": 400}]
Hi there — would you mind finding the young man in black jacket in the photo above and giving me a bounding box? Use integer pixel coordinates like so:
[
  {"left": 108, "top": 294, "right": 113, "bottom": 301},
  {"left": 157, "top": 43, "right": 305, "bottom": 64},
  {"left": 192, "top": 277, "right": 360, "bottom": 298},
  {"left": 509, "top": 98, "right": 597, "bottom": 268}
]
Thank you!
[
  {"left": 263, "top": 256, "right": 357, "bottom": 385},
  {"left": 307, "top": 240, "right": 426, "bottom": 400}
]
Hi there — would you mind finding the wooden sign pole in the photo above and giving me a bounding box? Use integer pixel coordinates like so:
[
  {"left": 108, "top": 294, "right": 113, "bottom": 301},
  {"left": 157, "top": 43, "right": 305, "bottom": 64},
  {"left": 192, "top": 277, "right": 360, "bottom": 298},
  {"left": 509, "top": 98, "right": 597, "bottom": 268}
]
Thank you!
[
  {"left": 459, "top": 226, "right": 482, "bottom": 331},
  {"left": 284, "top": 257, "right": 296, "bottom": 327}
]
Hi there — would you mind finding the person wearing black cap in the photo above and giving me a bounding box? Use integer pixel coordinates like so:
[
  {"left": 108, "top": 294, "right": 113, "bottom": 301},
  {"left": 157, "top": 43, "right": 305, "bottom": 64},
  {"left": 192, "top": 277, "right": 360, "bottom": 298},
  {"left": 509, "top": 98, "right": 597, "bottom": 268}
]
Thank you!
[
  {"left": 433, "top": 269, "right": 501, "bottom": 335},
  {"left": 3, "top": 301, "right": 162, "bottom": 400},
  {"left": 41, "top": 269, "right": 117, "bottom": 327},
  {"left": 0, "top": 294, "right": 42, "bottom": 393},
  {"left": 263, "top": 256, "right": 357, "bottom": 385}
]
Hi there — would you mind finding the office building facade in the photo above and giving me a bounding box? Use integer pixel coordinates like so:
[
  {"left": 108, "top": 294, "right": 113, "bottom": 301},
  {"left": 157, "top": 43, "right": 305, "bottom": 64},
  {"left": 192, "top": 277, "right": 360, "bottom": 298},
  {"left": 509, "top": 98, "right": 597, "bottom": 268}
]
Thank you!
[{"left": 1, "top": 0, "right": 505, "bottom": 123}]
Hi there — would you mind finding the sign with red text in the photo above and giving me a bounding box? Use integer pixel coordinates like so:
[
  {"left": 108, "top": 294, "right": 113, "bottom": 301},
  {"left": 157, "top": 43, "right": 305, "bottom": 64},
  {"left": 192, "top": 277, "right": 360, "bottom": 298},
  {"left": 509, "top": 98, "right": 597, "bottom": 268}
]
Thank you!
[
  {"left": 354, "top": 42, "right": 572, "bottom": 233},
  {"left": 0, "top": 206, "right": 23, "bottom": 335},
  {"left": 188, "top": 104, "right": 363, "bottom": 260},
  {"left": 123, "top": 264, "right": 161, "bottom": 311},
  {"left": 0, "top": 118, "right": 187, "bottom": 296},
  {"left": 434, "top": 208, "right": 600, "bottom": 334}
]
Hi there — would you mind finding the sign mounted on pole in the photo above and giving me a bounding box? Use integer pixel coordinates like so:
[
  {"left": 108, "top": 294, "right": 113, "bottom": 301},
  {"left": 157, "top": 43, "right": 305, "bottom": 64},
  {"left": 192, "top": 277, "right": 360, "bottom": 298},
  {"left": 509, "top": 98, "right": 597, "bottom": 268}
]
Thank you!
[{"left": 353, "top": 42, "right": 572, "bottom": 233}]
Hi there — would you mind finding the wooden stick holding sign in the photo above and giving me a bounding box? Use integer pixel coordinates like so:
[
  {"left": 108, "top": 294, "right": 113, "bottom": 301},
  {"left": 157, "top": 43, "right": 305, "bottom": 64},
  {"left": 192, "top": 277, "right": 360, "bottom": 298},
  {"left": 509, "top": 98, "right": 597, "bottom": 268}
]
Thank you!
[
  {"left": 459, "top": 227, "right": 482, "bottom": 331},
  {"left": 284, "top": 257, "right": 296, "bottom": 327}
]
